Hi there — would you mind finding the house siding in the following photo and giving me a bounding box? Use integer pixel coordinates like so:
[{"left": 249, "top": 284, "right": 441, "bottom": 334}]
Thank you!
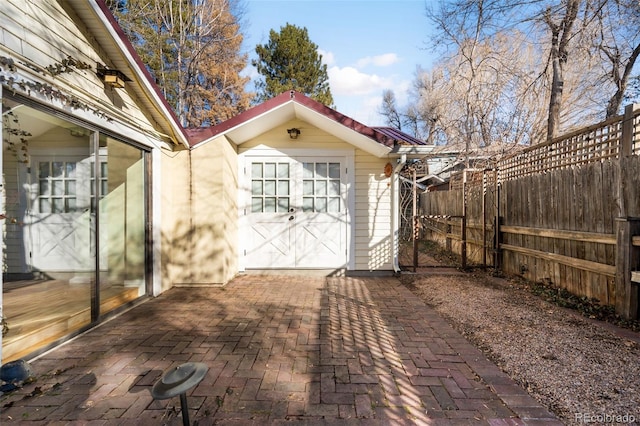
[
  {"left": 0, "top": 0, "right": 159, "bottom": 140},
  {"left": 354, "top": 150, "right": 393, "bottom": 271},
  {"left": 187, "top": 136, "right": 238, "bottom": 284},
  {"left": 160, "top": 148, "right": 191, "bottom": 291}
]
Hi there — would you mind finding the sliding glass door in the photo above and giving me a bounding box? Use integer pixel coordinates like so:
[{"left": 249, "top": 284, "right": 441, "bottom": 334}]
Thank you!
[
  {"left": 97, "top": 135, "right": 147, "bottom": 316},
  {"left": 1, "top": 97, "right": 149, "bottom": 362}
]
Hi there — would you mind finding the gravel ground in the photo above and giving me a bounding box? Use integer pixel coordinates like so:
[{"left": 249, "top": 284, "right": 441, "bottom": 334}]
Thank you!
[{"left": 399, "top": 263, "right": 640, "bottom": 425}]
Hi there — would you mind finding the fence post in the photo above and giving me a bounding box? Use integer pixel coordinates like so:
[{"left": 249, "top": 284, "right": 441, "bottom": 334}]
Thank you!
[
  {"left": 494, "top": 179, "right": 502, "bottom": 271},
  {"left": 412, "top": 167, "right": 418, "bottom": 272},
  {"left": 461, "top": 215, "right": 467, "bottom": 269},
  {"left": 621, "top": 104, "right": 639, "bottom": 157},
  {"left": 615, "top": 217, "right": 640, "bottom": 320},
  {"left": 461, "top": 170, "right": 467, "bottom": 269},
  {"left": 482, "top": 170, "right": 487, "bottom": 267}
]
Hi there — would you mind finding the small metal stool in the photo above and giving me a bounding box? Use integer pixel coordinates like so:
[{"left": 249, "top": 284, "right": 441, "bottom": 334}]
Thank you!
[{"left": 151, "top": 362, "right": 208, "bottom": 426}]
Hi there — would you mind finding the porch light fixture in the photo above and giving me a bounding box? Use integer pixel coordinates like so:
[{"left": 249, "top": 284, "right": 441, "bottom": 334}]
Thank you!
[
  {"left": 287, "top": 128, "right": 301, "bottom": 139},
  {"left": 97, "top": 64, "right": 129, "bottom": 88}
]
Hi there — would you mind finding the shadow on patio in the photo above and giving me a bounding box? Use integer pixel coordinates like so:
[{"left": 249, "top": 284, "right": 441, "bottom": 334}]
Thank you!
[{"left": 0, "top": 275, "right": 558, "bottom": 424}]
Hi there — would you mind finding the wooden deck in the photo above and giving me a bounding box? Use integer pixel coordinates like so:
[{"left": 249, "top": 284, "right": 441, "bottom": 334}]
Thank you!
[{"left": 2, "top": 280, "right": 140, "bottom": 362}]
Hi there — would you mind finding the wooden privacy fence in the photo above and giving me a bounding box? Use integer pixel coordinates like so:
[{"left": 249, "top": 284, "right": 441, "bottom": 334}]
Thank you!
[{"left": 419, "top": 104, "right": 640, "bottom": 319}]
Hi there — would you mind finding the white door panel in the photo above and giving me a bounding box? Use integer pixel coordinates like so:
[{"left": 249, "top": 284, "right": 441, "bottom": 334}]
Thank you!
[
  {"left": 243, "top": 156, "right": 347, "bottom": 269},
  {"left": 296, "top": 218, "right": 345, "bottom": 267},
  {"left": 248, "top": 216, "right": 294, "bottom": 268}
]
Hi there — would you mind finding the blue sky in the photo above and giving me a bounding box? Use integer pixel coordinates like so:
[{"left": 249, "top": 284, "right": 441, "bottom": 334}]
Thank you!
[{"left": 241, "top": 0, "right": 437, "bottom": 126}]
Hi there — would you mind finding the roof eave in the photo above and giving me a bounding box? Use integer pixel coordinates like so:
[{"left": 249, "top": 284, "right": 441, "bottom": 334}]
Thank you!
[
  {"left": 191, "top": 93, "right": 394, "bottom": 158},
  {"left": 390, "top": 145, "right": 437, "bottom": 158},
  {"left": 89, "top": 0, "right": 190, "bottom": 148},
  {"left": 292, "top": 102, "right": 391, "bottom": 158}
]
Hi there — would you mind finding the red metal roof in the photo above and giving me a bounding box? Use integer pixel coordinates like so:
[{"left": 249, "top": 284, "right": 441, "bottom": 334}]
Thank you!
[
  {"left": 373, "top": 127, "right": 430, "bottom": 146},
  {"left": 186, "top": 91, "right": 426, "bottom": 149}
]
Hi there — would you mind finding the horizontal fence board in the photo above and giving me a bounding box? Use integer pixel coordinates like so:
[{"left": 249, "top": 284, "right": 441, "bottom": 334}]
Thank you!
[
  {"left": 500, "top": 243, "right": 616, "bottom": 277},
  {"left": 501, "top": 226, "right": 615, "bottom": 244}
]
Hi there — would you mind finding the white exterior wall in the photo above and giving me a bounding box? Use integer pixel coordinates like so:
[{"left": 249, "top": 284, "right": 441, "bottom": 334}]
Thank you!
[{"left": 354, "top": 150, "right": 393, "bottom": 271}]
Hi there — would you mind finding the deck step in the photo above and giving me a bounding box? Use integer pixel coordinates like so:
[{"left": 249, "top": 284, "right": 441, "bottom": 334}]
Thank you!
[{"left": 2, "top": 288, "right": 139, "bottom": 363}]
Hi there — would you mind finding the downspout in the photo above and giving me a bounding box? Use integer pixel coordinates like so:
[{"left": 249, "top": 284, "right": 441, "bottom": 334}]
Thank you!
[{"left": 391, "top": 154, "right": 407, "bottom": 274}]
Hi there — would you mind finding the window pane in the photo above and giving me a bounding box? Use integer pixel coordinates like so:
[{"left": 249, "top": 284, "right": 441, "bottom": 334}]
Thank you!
[
  {"left": 264, "top": 180, "right": 276, "bottom": 195},
  {"left": 315, "top": 163, "right": 327, "bottom": 177},
  {"left": 52, "top": 162, "right": 64, "bottom": 178},
  {"left": 329, "top": 180, "right": 340, "bottom": 196},
  {"left": 264, "top": 197, "right": 276, "bottom": 212},
  {"left": 99, "top": 134, "right": 148, "bottom": 315},
  {"left": 66, "top": 180, "right": 76, "bottom": 195},
  {"left": 39, "top": 162, "right": 49, "bottom": 179},
  {"left": 251, "top": 180, "right": 263, "bottom": 196},
  {"left": 66, "top": 162, "right": 76, "bottom": 178},
  {"left": 251, "top": 197, "right": 263, "bottom": 213},
  {"left": 277, "top": 197, "right": 289, "bottom": 212},
  {"left": 39, "top": 198, "right": 51, "bottom": 213},
  {"left": 328, "top": 197, "right": 340, "bottom": 212},
  {"left": 52, "top": 180, "right": 64, "bottom": 196},
  {"left": 39, "top": 180, "right": 49, "bottom": 196},
  {"left": 303, "top": 180, "right": 314, "bottom": 196},
  {"left": 264, "top": 163, "right": 276, "bottom": 178},
  {"left": 52, "top": 198, "right": 64, "bottom": 213},
  {"left": 316, "top": 197, "right": 327, "bottom": 213},
  {"left": 329, "top": 163, "right": 340, "bottom": 179},
  {"left": 303, "top": 162, "right": 314, "bottom": 178},
  {"left": 316, "top": 180, "right": 327, "bottom": 195},
  {"left": 277, "top": 163, "right": 289, "bottom": 178},
  {"left": 251, "top": 163, "right": 263, "bottom": 178},
  {"left": 302, "top": 197, "right": 314, "bottom": 212},
  {"left": 278, "top": 180, "right": 289, "bottom": 196},
  {"left": 67, "top": 198, "right": 77, "bottom": 211}
]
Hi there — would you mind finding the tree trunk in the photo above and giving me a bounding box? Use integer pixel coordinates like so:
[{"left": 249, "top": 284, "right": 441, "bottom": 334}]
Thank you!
[
  {"left": 605, "top": 42, "right": 640, "bottom": 118},
  {"left": 544, "top": 0, "right": 579, "bottom": 142},
  {"left": 547, "top": 36, "right": 563, "bottom": 141}
]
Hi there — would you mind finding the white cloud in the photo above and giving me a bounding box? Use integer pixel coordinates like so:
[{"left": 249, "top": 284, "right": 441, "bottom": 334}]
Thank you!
[
  {"left": 328, "top": 66, "right": 395, "bottom": 96},
  {"left": 318, "top": 49, "right": 335, "bottom": 66},
  {"left": 356, "top": 53, "right": 400, "bottom": 68}
]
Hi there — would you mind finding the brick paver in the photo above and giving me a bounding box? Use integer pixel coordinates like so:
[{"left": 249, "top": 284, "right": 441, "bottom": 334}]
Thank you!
[{"left": 0, "top": 275, "right": 561, "bottom": 425}]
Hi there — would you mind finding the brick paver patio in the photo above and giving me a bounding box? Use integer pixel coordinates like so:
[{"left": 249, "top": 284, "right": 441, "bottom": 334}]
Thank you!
[{"left": 0, "top": 275, "right": 561, "bottom": 425}]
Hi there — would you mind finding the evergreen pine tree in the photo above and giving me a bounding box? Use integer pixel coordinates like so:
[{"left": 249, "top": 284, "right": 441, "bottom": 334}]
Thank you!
[{"left": 253, "top": 23, "right": 333, "bottom": 107}]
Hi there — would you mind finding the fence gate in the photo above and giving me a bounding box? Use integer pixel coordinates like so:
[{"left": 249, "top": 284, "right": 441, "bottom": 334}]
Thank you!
[{"left": 419, "top": 169, "right": 499, "bottom": 269}]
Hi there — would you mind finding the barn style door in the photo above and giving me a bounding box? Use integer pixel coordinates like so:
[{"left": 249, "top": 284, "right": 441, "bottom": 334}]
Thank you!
[{"left": 244, "top": 156, "right": 347, "bottom": 269}]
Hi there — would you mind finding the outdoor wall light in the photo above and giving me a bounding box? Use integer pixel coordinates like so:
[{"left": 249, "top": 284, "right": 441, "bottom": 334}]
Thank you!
[
  {"left": 97, "top": 64, "right": 129, "bottom": 88},
  {"left": 287, "top": 128, "right": 301, "bottom": 139}
]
